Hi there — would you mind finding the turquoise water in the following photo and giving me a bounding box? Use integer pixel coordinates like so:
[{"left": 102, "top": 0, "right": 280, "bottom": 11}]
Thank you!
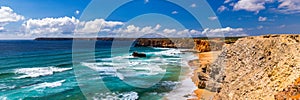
[{"left": 0, "top": 40, "right": 192, "bottom": 100}]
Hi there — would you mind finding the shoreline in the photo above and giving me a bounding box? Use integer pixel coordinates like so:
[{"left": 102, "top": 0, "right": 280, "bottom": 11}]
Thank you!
[
  {"left": 163, "top": 51, "right": 199, "bottom": 100},
  {"left": 163, "top": 50, "right": 221, "bottom": 100}
]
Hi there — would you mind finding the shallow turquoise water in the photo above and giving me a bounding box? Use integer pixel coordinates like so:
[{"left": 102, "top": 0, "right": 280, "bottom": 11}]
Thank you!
[{"left": 0, "top": 40, "right": 191, "bottom": 100}]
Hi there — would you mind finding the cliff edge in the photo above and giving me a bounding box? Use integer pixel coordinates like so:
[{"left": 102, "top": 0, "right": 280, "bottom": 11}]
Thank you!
[{"left": 203, "top": 34, "right": 300, "bottom": 100}]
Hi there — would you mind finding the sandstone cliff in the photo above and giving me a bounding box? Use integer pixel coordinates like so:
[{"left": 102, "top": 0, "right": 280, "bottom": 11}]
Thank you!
[
  {"left": 134, "top": 38, "right": 195, "bottom": 48},
  {"left": 134, "top": 38, "right": 228, "bottom": 52},
  {"left": 202, "top": 34, "right": 300, "bottom": 100}
]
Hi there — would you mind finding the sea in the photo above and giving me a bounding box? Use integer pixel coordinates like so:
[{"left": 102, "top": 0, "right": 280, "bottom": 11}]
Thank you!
[{"left": 0, "top": 40, "right": 197, "bottom": 100}]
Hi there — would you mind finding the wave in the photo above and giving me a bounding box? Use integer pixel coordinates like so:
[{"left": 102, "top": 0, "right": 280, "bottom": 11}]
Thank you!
[
  {"left": 32, "top": 80, "right": 65, "bottom": 89},
  {"left": 152, "top": 49, "right": 182, "bottom": 57},
  {"left": 93, "top": 91, "right": 138, "bottom": 100},
  {"left": 14, "top": 67, "right": 72, "bottom": 79},
  {"left": 156, "top": 81, "right": 181, "bottom": 90},
  {"left": 0, "top": 84, "right": 16, "bottom": 90},
  {"left": 81, "top": 48, "right": 188, "bottom": 81},
  {"left": 81, "top": 61, "right": 166, "bottom": 79},
  {"left": 152, "top": 47, "right": 171, "bottom": 50},
  {"left": 0, "top": 80, "right": 67, "bottom": 100},
  {"left": 81, "top": 62, "right": 121, "bottom": 79}
]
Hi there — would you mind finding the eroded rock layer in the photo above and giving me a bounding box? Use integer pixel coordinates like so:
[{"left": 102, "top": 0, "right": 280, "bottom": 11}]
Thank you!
[{"left": 208, "top": 34, "right": 300, "bottom": 100}]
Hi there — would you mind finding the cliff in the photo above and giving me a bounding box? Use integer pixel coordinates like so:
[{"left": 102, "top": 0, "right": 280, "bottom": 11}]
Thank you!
[
  {"left": 200, "top": 34, "right": 300, "bottom": 99},
  {"left": 35, "top": 37, "right": 240, "bottom": 52},
  {"left": 134, "top": 38, "right": 236, "bottom": 51},
  {"left": 134, "top": 38, "right": 195, "bottom": 48}
]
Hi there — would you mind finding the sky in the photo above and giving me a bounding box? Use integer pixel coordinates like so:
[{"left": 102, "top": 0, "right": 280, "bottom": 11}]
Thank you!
[{"left": 0, "top": 0, "right": 299, "bottom": 39}]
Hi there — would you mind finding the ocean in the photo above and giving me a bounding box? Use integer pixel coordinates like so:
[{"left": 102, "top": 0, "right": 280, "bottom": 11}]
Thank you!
[{"left": 0, "top": 40, "right": 196, "bottom": 100}]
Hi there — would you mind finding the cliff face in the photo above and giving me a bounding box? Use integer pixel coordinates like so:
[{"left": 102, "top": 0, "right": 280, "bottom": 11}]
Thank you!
[
  {"left": 206, "top": 34, "right": 300, "bottom": 100},
  {"left": 193, "top": 40, "right": 224, "bottom": 52},
  {"left": 134, "top": 38, "right": 195, "bottom": 48},
  {"left": 134, "top": 38, "right": 225, "bottom": 52}
]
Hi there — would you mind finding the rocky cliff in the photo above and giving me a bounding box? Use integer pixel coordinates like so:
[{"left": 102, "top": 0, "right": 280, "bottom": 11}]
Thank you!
[
  {"left": 134, "top": 38, "right": 229, "bottom": 52},
  {"left": 202, "top": 34, "right": 300, "bottom": 100},
  {"left": 134, "top": 38, "right": 195, "bottom": 48}
]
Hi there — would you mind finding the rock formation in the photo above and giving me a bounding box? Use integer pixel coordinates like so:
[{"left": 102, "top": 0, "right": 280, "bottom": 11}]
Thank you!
[
  {"left": 134, "top": 38, "right": 195, "bottom": 48},
  {"left": 132, "top": 51, "right": 146, "bottom": 57},
  {"left": 134, "top": 38, "right": 227, "bottom": 52},
  {"left": 201, "top": 34, "right": 300, "bottom": 100}
]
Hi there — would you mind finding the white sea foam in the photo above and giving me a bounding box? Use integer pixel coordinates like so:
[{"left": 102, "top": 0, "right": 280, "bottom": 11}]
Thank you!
[
  {"left": 164, "top": 52, "right": 199, "bottom": 100},
  {"left": 81, "top": 62, "right": 121, "bottom": 78},
  {"left": 33, "top": 80, "right": 65, "bottom": 89},
  {"left": 93, "top": 91, "right": 139, "bottom": 100},
  {"left": 0, "top": 96, "right": 7, "bottom": 100},
  {"left": 152, "top": 49, "right": 182, "bottom": 56},
  {"left": 81, "top": 62, "right": 118, "bottom": 72},
  {"left": 15, "top": 67, "right": 72, "bottom": 79},
  {"left": 152, "top": 47, "right": 170, "bottom": 50},
  {"left": 0, "top": 84, "right": 15, "bottom": 90},
  {"left": 131, "top": 65, "right": 166, "bottom": 76}
]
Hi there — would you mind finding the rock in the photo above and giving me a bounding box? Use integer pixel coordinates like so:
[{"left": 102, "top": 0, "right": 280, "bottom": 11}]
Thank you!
[
  {"left": 274, "top": 78, "right": 300, "bottom": 100},
  {"left": 198, "top": 81, "right": 206, "bottom": 89},
  {"left": 132, "top": 52, "right": 146, "bottom": 57},
  {"left": 205, "top": 34, "right": 300, "bottom": 99},
  {"left": 134, "top": 38, "right": 195, "bottom": 48},
  {"left": 134, "top": 38, "right": 238, "bottom": 52}
]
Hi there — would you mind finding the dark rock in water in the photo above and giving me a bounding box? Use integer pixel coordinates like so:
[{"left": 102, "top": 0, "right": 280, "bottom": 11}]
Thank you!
[
  {"left": 198, "top": 81, "right": 206, "bottom": 89},
  {"left": 132, "top": 52, "right": 146, "bottom": 57}
]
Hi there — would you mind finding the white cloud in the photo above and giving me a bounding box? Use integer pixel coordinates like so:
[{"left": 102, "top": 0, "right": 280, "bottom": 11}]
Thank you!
[
  {"left": 231, "top": 0, "right": 300, "bottom": 14},
  {"left": 278, "top": 0, "right": 300, "bottom": 14},
  {"left": 0, "top": 26, "right": 4, "bottom": 31},
  {"left": 171, "top": 11, "right": 178, "bottom": 14},
  {"left": 0, "top": 6, "right": 25, "bottom": 31},
  {"left": 258, "top": 16, "right": 267, "bottom": 21},
  {"left": 112, "top": 24, "right": 161, "bottom": 36},
  {"left": 202, "top": 27, "right": 247, "bottom": 36},
  {"left": 0, "top": 6, "right": 24, "bottom": 23},
  {"left": 76, "top": 19, "right": 123, "bottom": 34},
  {"left": 279, "top": 25, "right": 286, "bottom": 28},
  {"left": 218, "top": 5, "right": 228, "bottom": 12},
  {"left": 233, "top": 0, "right": 266, "bottom": 13},
  {"left": 111, "top": 24, "right": 199, "bottom": 37},
  {"left": 75, "top": 10, "right": 80, "bottom": 15},
  {"left": 190, "top": 3, "right": 197, "bottom": 8},
  {"left": 257, "top": 25, "right": 264, "bottom": 29},
  {"left": 163, "top": 29, "right": 177, "bottom": 34},
  {"left": 22, "top": 17, "right": 79, "bottom": 36},
  {"left": 224, "top": 0, "right": 231, "bottom": 4},
  {"left": 111, "top": 25, "right": 246, "bottom": 37},
  {"left": 208, "top": 16, "right": 218, "bottom": 21},
  {"left": 22, "top": 16, "right": 123, "bottom": 36},
  {"left": 144, "top": 0, "right": 149, "bottom": 3}
]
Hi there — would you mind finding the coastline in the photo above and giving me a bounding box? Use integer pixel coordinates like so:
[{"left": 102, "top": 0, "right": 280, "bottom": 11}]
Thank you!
[
  {"left": 163, "top": 50, "right": 199, "bottom": 100},
  {"left": 189, "top": 51, "right": 221, "bottom": 99},
  {"left": 163, "top": 50, "right": 221, "bottom": 100}
]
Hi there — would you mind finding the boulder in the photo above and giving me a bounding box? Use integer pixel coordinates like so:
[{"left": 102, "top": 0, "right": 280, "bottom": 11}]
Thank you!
[{"left": 132, "top": 52, "right": 146, "bottom": 57}]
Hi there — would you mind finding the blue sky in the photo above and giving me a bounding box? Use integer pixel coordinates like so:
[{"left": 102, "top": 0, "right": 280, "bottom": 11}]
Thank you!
[{"left": 0, "top": 0, "right": 299, "bottom": 39}]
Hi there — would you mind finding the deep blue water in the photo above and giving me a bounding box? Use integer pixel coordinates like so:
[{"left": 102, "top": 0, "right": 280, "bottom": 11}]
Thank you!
[{"left": 0, "top": 40, "right": 192, "bottom": 100}]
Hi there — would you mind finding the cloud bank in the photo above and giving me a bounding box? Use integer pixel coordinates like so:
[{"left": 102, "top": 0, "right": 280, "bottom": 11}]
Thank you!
[
  {"left": 222, "top": 0, "right": 300, "bottom": 14},
  {"left": 0, "top": 6, "right": 24, "bottom": 31}
]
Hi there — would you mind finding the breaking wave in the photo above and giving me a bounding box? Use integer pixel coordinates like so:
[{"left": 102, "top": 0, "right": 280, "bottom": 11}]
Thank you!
[{"left": 15, "top": 67, "right": 72, "bottom": 79}]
